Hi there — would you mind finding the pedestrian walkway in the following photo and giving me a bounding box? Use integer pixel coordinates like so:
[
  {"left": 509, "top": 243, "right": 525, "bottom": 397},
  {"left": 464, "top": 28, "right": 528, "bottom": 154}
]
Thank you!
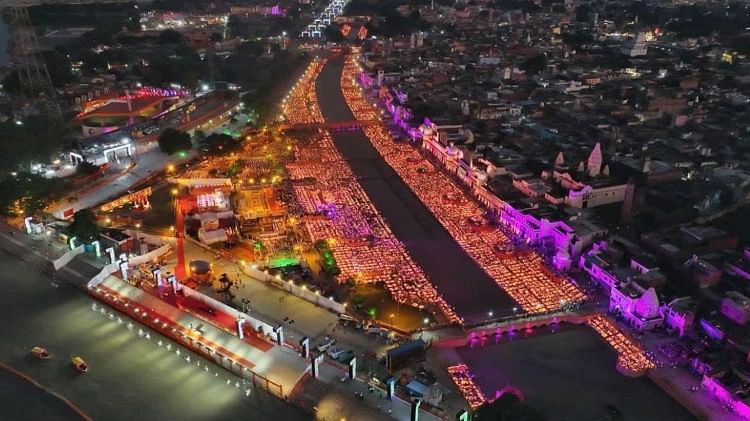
[
  {"left": 143, "top": 285, "right": 274, "bottom": 353},
  {"left": 93, "top": 275, "right": 309, "bottom": 397}
]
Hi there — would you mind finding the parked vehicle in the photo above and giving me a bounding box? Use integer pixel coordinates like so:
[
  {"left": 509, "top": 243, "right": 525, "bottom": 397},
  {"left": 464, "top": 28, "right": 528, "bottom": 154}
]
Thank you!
[
  {"left": 317, "top": 336, "right": 337, "bottom": 352},
  {"left": 337, "top": 350, "right": 355, "bottom": 364},
  {"left": 339, "top": 314, "right": 354, "bottom": 323},
  {"left": 366, "top": 326, "right": 383, "bottom": 335},
  {"left": 327, "top": 347, "right": 346, "bottom": 359}
]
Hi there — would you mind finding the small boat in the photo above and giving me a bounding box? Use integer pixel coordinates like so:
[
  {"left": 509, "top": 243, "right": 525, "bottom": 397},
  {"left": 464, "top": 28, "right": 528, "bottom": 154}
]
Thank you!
[
  {"left": 71, "top": 356, "right": 88, "bottom": 373},
  {"left": 31, "top": 347, "right": 49, "bottom": 360}
]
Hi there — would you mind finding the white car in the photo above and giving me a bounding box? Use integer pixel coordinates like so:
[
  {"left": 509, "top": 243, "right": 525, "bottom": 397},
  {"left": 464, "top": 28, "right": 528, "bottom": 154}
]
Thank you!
[
  {"left": 327, "top": 347, "right": 346, "bottom": 359},
  {"left": 316, "top": 336, "right": 336, "bottom": 352}
]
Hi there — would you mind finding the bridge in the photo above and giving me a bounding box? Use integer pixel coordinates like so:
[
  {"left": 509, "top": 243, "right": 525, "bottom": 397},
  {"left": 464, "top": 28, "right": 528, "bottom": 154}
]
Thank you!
[
  {"left": 278, "top": 119, "right": 380, "bottom": 132},
  {"left": 433, "top": 310, "right": 597, "bottom": 348}
]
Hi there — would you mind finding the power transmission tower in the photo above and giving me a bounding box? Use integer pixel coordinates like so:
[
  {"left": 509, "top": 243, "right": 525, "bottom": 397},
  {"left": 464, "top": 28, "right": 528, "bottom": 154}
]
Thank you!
[{"left": 7, "top": 5, "right": 61, "bottom": 115}]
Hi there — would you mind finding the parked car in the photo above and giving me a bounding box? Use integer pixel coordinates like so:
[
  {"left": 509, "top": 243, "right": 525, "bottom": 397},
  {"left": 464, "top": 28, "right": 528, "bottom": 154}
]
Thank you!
[
  {"left": 365, "top": 326, "right": 383, "bottom": 335},
  {"left": 317, "top": 336, "right": 337, "bottom": 352},
  {"left": 337, "top": 350, "right": 355, "bottom": 364},
  {"left": 327, "top": 347, "right": 346, "bottom": 359}
]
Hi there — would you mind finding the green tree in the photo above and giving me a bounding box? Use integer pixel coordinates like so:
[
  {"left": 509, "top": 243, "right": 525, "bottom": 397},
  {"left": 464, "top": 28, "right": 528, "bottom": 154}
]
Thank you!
[
  {"left": 520, "top": 53, "right": 548, "bottom": 74},
  {"left": 200, "top": 133, "right": 240, "bottom": 155},
  {"left": 157, "top": 128, "right": 192, "bottom": 155},
  {"left": 0, "top": 114, "right": 72, "bottom": 174},
  {"left": 68, "top": 209, "right": 100, "bottom": 242},
  {"left": 76, "top": 161, "right": 100, "bottom": 176},
  {"left": 0, "top": 173, "right": 67, "bottom": 216}
]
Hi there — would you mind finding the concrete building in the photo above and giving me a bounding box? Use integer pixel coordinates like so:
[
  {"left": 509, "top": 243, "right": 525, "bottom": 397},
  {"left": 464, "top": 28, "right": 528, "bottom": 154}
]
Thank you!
[
  {"left": 621, "top": 32, "right": 648, "bottom": 57},
  {"left": 720, "top": 292, "right": 750, "bottom": 326},
  {"left": 662, "top": 297, "right": 697, "bottom": 337},
  {"left": 609, "top": 282, "right": 663, "bottom": 331}
]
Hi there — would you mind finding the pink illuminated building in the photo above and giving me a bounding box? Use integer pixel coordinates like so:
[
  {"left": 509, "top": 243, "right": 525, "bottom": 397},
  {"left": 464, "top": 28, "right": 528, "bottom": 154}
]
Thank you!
[
  {"left": 661, "top": 297, "right": 697, "bottom": 337},
  {"left": 720, "top": 292, "right": 750, "bottom": 325},
  {"left": 609, "top": 283, "right": 663, "bottom": 331},
  {"left": 413, "top": 118, "right": 609, "bottom": 271}
]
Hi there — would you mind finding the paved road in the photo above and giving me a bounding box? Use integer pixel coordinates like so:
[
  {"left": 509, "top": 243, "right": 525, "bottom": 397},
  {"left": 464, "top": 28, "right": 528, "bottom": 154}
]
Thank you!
[
  {"left": 46, "top": 148, "right": 196, "bottom": 217},
  {"left": 315, "top": 56, "right": 517, "bottom": 323},
  {"left": 0, "top": 247, "right": 311, "bottom": 421}
]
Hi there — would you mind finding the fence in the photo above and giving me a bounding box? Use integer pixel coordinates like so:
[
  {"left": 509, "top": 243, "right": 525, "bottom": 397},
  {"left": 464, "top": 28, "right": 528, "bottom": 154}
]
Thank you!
[
  {"left": 87, "top": 261, "right": 121, "bottom": 288},
  {"left": 123, "top": 229, "right": 167, "bottom": 246},
  {"left": 127, "top": 244, "right": 171, "bottom": 267},
  {"left": 89, "top": 284, "right": 285, "bottom": 398}
]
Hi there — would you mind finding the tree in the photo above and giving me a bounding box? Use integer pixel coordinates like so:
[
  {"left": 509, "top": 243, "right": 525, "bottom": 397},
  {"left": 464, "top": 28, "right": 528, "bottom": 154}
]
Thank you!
[
  {"left": 574, "top": 4, "right": 591, "bottom": 22},
  {"left": 0, "top": 114, "right": 72, "bottom": 175},
  {"left": 520, "top": 53, "right": 548, "bottom": 74},
  {"left": 324, "top": 25, "right": 344, "bottom": 42},
  {"left": 200, "top": 133, "right": 240, "bottom": 155},
  {"left": 0, "top": 173, "right": 67, "bottom": 216},
  {"left": 76, "top": 161, "right": 100, "bottom": 176},
  {"left": 208, "top": 32, "right": 223, "bottom": 43},
  {"left": 351, "top": 295, "right": 365, "bottom": 309},
  {"left": 157, "top": 128, "right": 192, "bottom": 155},
  {"left": 474, "top": 394, "right": 546, "bottom": 421},
  {"left": 68, "top": 209, "right": 100, "bottom": 242}
]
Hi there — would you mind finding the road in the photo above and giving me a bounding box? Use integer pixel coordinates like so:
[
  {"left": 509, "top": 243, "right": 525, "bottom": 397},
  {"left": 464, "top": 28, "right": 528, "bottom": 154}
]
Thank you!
[
  {"left": 0, "top": 248, "right": 311, "bottom": 421},
  {"left": 315, "top": 55, "right": 517, "bottom": 323},
  {"left": 46, "top": 148, "right": 196, "bottom": 217},
  {"left": 161, "top": 237, "right": 392, "bottom": 359}
]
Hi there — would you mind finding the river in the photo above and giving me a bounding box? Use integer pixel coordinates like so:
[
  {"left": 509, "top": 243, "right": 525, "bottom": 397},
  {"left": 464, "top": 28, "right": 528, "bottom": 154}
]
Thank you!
[{"left": 0, "top": 246, "right": 311, "bottom": 421}]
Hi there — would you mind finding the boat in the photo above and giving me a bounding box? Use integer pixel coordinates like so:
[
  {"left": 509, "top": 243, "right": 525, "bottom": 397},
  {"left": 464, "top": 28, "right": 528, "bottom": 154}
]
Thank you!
[
  {"left": 31, "top": 347, "right": 49, "bottom": 360},
  {"left": 71, "top": 356, "right": 88, "bottom": 373}
]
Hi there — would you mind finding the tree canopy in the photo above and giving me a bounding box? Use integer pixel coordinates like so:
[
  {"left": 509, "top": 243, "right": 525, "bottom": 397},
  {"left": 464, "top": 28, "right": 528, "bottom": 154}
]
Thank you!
[
  {"left": 0, "top": 173, "right": 69, "bottom": 216},
  {"left": 68, "top": 209, "right": 100, "bottom": 242},
  {"left": 200, "top": 133, "right": 241, "bottom": 155},
  {"left": 157, "top": 128, "right": 192, "bottom": 155},
  {"left": 0, "top": 114, "right": 72, "bottom": 175}
]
